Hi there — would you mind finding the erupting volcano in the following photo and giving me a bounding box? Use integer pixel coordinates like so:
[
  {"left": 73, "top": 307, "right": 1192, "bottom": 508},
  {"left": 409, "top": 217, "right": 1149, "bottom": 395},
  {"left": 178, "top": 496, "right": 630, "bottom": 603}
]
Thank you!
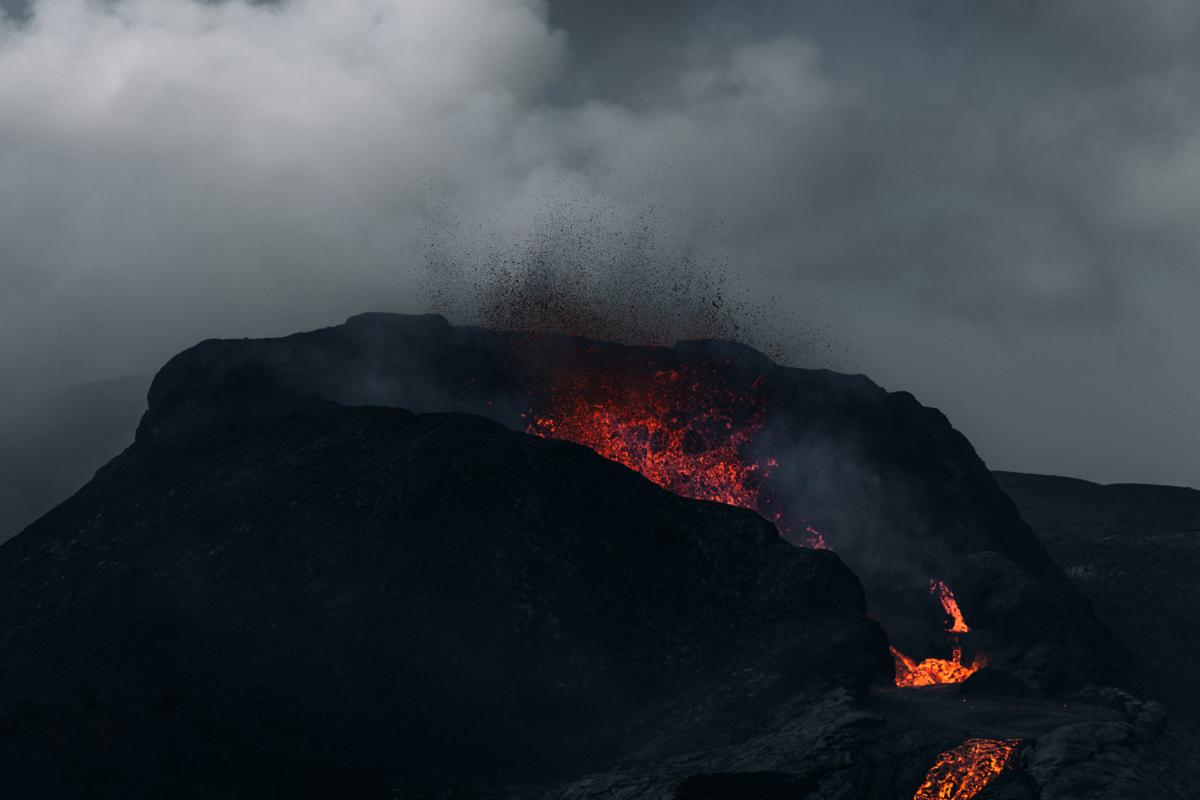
[
  {"left": 1, "top": 312, "right": 1182, "bottom": 798},
  {"left": 527, "top": 358, "right": 985, "bottom": 690},
  {"left": 912, "top": 738, "right": 1020, "bottom": 800},
  {"left": 892, "top": 580, "right": 984, "bottom": 687},
  {"left": 527, "top": 360, "right": 827, "bottom": 549},
  {"left": 528, "top": 362, "right": 767, "bottom": 508}
]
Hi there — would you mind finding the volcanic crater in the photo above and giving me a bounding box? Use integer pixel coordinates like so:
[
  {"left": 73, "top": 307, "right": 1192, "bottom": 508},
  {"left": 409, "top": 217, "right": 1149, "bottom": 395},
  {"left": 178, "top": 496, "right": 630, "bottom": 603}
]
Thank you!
[{"left": 0, "top": 313, "right": 1195, "bottom": 799}]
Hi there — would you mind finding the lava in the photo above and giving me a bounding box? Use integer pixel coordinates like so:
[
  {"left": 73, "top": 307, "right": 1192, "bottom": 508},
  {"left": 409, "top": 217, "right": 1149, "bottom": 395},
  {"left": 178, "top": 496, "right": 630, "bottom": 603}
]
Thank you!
[
  {"left": 528, "top": 363, "right": 766, "bottom": 508},
  {"left": 891, "top": 646, "right": 983, "bottom": 687},
  {"left": 893, "top": 580, "right": 983, "bottom": 687},
  {"left": 529, "top": 362, "right": 825, "bottom": 548},
  {"left": 912, "top": 738, "right": 1020, "bottom": 800},
  {"left": 530, "top": 361, "right": 989, "bottom": 688},
  {"left": 802, "top": 522, "right": 830, "bottom": 551},
  {"left": 932, "top": 579, "right": 969, "bottom": 634}
]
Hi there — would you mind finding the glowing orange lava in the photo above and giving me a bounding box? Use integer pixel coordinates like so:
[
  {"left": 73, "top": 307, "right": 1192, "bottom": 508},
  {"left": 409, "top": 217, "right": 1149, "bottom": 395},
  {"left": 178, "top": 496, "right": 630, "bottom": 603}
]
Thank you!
[
  {"left": 893, "top": 580, "right": 982, "bottom": 687},
  {"left": 913, "top": 738, "right": 1020, "bottom": 800},
  {"left": 891, "top": 646, "right": 984, "bottom": 687},
  {"left": 529, "top": 362, "right": 828, "bottom": 548},
  {"left": 932, "top": 579, "right": 969, "bottom": 634},
  {"left": 528, "top": 364, "right": 768, "bottom": 508}
]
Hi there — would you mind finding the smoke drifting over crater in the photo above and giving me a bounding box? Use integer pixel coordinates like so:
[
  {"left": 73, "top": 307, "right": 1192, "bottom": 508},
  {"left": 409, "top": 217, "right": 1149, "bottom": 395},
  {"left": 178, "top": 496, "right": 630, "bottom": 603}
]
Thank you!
[{"left": 0, "top": 0, "right": 1197, "bottom": 489}]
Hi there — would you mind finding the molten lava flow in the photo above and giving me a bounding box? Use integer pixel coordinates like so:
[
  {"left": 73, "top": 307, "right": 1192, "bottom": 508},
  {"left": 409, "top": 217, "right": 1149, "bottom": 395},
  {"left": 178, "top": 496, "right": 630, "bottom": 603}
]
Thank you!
[
  {"left": 912, "top": 738, "right": 1020, "bottom": 800},
  {"left": 931, "top": 579, "right": 969, "bottom": 634},
  {"left": 528, "top": 364, "right": 766, "bottom": 507},
  {"left": 528, "top": 362, "right": 830, "bottom": 548},
  {"left": 892, "top": 579, "right": 982, "bottom": 687},
  {"left": 529, "top": 362, "right": 781, "bottom": 513},
  {"left": 891, "top": 646, "right": 983, "bottom": 687}
]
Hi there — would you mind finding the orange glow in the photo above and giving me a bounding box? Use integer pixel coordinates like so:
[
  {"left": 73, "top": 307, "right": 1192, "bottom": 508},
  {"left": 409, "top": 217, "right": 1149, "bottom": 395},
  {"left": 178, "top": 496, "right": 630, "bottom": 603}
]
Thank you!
[
  {"left": 529, "top": 364, "right": 766, "bottom": 508},
  {"left": 913, "top": 738, "right": 1020, "bottom": 800},
  {"left": 893, "top": 579, "right": 982, "bottom": 687},
  {"left": 529, "top": 361, "right": 991, "bottom": 689},
  {"left": 891, "top": 646, "right": 984, "bottom": 687},
  {"left": 802, "top": 523, "right": 830, "bottom": 551},
  {"left": 528, "top": 363, "right": 827, "bottom": 549},
  {"left": 931, "top": 579, "right": 969, "bottom": 633}
]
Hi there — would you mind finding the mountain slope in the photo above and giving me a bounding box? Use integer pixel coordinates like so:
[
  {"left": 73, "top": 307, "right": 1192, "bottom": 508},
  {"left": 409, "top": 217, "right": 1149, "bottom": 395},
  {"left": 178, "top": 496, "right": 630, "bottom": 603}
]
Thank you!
[
  {"left": 138, "top": 312, "right": 1128, "bottom": 690},
  {"left": 995, "top": 471, "right": 1200, "bottom": 727},
  {"left": 0, "top": 383, "right": 887, "bottom": 798}
]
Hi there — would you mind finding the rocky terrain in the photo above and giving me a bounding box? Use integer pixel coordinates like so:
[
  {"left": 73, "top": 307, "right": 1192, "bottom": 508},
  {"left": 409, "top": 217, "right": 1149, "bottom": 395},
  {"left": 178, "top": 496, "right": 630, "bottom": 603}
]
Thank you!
[
  {"left": 0, "top": 314, "right": 1195, "bottom": 798},
  {"left": 142, "top": 313, "right": 1125, "bottom": 691},
  {"left": 0, "top": 381, "right": 888, "bottom": 797},
  {"left": 996, "top": 472, "right": 1200, "bottom": 728}
]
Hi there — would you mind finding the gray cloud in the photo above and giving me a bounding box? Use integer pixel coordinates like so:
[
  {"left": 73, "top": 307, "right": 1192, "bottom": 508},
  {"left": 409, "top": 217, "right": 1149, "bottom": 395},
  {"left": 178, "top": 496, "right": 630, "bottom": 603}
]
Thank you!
[{"left": 0, "top": 0, "right": 1197, "bottom": 497}]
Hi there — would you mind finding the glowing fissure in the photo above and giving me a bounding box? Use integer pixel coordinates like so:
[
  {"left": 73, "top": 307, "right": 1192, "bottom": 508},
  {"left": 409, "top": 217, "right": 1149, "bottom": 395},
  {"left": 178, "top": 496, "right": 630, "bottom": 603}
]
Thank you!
[
  {"left": 528, "top": 363, "right": 827, "bottom": 549},
  {"left": 892, "top": 580, "right": 983, "bottom": 687},
  {"left": 912, "top": 738, "right": 1020, "bottom": 800},
  {"left": 528, "top": 362, "right": 981, "bottom": 686}
]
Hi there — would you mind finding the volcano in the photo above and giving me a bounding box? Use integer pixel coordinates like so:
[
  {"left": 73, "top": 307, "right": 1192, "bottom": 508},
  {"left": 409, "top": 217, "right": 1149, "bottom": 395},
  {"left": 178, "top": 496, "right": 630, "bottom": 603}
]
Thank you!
[
  {"left": 0, "top": 390, "right": 889, "bottom": 796},
  {"left": 1, "top": 313, "right": 1195, "bottom": 799},
  {"left": 145, "top": 312, "right": 1127, "bottom": 692}
]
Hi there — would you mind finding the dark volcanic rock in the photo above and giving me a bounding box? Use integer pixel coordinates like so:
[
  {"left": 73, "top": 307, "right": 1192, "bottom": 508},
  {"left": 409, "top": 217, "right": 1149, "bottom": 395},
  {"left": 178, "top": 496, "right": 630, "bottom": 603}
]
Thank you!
[
  {"left": 2, "top": 316, "right": 1195, "bottom": 799},
  {"left": 995, "top": 471, "right": 1200, "bottom": 727},
  {"left": 0, "top": 383, "right": 888, "bottom": 798},
  {"left": 1020, "top": 687, "right": 1199, "bottom": 800},
  {"left": 673, "top": 771, "right": 819, "bottom": 798},
  {"left": 958, "top": 668, "right": 1034, "bottom": 699},
  {"left": 136, "top": 313, "right": 1128, "bottom": 691}
]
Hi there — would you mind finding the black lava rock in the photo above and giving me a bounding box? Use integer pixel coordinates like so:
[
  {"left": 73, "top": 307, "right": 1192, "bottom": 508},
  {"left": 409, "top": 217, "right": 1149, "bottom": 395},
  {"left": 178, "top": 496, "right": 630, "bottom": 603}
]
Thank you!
[
  {"left": 134, "top": 313, "right": 1131, "bottom": 691},
  {"left": 959, "top": 668, "right": 1035, "bottom": 698},
  {"left": 0, "top": 383, "right": 889, "bottom": 798},
  {"left": 674, "top": 771, "right": 818, "bottom": 799}
]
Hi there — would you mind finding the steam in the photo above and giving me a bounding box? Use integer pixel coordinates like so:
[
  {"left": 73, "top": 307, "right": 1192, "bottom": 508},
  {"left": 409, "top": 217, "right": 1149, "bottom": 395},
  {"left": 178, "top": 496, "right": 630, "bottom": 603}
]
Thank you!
[
  {"left": 0, "top": 1, "right": 840, "bottom": 398},
  {"left": 0, "top": 0, "right": 1198, "bottom": 488}
]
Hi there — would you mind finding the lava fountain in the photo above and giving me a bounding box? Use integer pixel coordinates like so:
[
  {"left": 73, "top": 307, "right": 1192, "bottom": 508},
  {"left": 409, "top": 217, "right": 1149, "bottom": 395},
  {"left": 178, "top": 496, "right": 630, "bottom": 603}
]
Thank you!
[
  {"left": 912, "top": 738, "right": 1021, "bottom": 800},
  {"left": 892, "top": 580, "right": 984, "bottom": 687}
]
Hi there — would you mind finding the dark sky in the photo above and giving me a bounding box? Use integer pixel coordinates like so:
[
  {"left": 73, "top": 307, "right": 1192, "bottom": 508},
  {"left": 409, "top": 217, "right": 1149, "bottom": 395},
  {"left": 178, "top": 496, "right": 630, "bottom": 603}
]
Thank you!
[{"left": 1, "top": 0, "right": 1197, "bottom": 488}]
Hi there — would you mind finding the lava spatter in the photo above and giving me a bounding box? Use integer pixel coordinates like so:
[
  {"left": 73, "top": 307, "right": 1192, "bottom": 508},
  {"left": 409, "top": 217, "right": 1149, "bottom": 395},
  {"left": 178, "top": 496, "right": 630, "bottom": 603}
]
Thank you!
[
  {"left": 892, "top": 579, "right": 983, "bottom": 687},
  {"left": 529, "top": 363, "right": 770, "bottom": 512},
  {"left": 528, "top": 362, "right": 831, "bottom": 551}
]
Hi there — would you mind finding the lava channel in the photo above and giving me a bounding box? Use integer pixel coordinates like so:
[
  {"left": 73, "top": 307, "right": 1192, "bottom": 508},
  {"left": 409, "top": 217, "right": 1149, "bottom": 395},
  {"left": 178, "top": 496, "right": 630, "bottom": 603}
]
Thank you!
[{"left": 912, "top": 738, "right": 1021, "bottom": 800}]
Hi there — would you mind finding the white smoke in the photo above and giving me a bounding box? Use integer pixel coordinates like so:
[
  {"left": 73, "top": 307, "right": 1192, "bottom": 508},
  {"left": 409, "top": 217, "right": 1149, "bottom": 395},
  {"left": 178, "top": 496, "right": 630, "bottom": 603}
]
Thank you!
[
  {"left": 0, "top": 0, "right": 1197, "bottom": 488},
  {"left": 0, "top": 0, "right": 843, "bottom": 395}
]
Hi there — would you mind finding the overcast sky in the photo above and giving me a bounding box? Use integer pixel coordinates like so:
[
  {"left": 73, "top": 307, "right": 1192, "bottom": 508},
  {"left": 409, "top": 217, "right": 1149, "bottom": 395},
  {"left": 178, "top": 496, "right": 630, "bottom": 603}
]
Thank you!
[{"left": 1, "top": 0, "right": 1197, "bottom": 488}]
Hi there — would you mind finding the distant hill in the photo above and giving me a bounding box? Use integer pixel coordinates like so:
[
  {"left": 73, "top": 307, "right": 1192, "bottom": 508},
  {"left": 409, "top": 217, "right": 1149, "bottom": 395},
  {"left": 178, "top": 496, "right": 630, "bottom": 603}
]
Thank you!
[{"left": 995, "top": 471, "right": 1200, "bottom": 727}]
